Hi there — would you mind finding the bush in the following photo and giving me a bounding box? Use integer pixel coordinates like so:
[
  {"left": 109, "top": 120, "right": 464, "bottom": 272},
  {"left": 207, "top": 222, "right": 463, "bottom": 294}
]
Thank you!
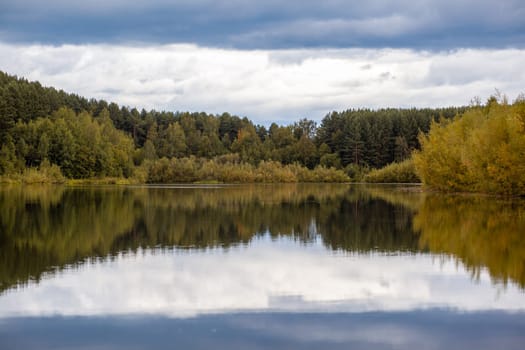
[
  {"left": 413, "top": 97, "right": 525, "bottom": 195},
  {"left": 310, "top": 165, "right": 351, "bottom": 182},
  {"left": 345, "top": 163, "right": 370, "bottom": 182},
  {"left": 20, "top": 159, "right": 65, "bottom": 184},
  {"left": 253, "top": 161, "right": 297, "bottom": 182},
  {"left": 142, "top": 157, "right": 349, "bottom": 183},
  {"left": 364, "top": 159, "right": 420, "bottom": 183}
]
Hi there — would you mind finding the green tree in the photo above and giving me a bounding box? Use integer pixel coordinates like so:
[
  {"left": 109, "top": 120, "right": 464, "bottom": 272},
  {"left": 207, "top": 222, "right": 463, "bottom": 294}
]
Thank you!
[
  {"left": 231, "top": 125, "right": 263, "bottom": 164},
  {"left": 0, "top": 136, "right": 17, "bottom": 175},
  {"left": 159, "top": 122, "right": 187, "bottom": 158},
  {"left": 37, "top": 132, "right": 50, "bottom": 164}
]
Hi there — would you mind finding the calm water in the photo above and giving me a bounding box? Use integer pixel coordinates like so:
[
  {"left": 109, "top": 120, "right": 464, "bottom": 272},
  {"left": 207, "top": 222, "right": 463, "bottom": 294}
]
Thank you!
[{"left": 1, "top": 184, "right": 524, "bottom": 349}]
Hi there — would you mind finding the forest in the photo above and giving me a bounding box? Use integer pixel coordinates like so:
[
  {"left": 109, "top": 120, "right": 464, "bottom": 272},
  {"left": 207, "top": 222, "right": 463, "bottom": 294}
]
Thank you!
[{"left": 0, "top": 71, "right": 469, "bottom": 184}]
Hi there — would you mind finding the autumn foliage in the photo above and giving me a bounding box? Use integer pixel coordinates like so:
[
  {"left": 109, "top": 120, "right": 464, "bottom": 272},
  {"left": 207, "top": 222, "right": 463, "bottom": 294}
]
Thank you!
[{"left": 413, "top": 97, "right": 525, "bottom": 195}]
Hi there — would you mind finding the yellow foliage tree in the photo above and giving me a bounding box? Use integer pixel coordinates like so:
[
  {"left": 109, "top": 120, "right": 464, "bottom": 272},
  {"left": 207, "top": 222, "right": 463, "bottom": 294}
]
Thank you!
[{"left": 413, "top": 98, "right": 525, "bottom": 195}]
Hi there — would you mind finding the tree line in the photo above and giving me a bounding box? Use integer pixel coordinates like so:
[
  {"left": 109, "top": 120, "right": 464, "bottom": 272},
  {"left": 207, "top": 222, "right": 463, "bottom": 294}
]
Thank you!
[{"left": 0, "top": 70, "right": 466, "bottom": 182}]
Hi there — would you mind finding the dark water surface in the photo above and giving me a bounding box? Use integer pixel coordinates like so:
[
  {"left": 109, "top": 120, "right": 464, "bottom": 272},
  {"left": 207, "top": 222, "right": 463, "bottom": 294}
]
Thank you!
[{"left": 1, "top": 184, "right": 524, "bottom": 349}]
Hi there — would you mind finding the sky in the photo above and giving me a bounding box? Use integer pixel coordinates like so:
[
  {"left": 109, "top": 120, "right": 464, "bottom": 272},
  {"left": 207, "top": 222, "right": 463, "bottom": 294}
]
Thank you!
[{"left": 1, "top": 0, "right": 524, "bottom": 124}]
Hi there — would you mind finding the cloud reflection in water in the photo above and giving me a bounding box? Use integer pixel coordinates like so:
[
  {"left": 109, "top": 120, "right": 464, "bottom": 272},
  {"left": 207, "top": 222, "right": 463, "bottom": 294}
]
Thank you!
[{"left": 1, "top": 235, "right": 523, "bottom": 318}]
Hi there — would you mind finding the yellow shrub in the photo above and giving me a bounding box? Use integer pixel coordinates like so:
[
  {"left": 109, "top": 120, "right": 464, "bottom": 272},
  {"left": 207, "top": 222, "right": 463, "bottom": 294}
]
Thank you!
[
  {"left": 364, "top": 158, "right": 420, "bottom": 183},
  {"left": 413, "top": 99, "right": 525, "bottom": 195}
]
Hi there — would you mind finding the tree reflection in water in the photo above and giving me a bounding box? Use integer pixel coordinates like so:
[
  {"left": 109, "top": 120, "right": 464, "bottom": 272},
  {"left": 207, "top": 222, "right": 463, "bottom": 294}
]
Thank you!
[{"left": 0, "top": 184, "right": 524, "bottom": 293}]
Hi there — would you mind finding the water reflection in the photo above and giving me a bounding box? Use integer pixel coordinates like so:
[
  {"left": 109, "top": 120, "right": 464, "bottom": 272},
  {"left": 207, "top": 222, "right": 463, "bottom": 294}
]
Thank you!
[
  {"left": 0, "top": 184, "right": 525, "bottom": 317},
  {"left": 0, "top": 184, "right": 420, "bottom": 293},
  {"left": 3, "top": 311, "right": 524, "bottom": 350},
  {"left": 1, "top": 240, "right": 523, "bottom": 318},
  {"left": 414, "top": 195, "right": 525, "bottom": 288}
]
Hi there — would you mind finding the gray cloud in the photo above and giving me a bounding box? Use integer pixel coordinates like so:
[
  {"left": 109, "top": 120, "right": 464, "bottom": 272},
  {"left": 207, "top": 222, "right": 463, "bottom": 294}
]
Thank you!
[{"left": 0, "top": 0, "right": 524, "bottom": 49}]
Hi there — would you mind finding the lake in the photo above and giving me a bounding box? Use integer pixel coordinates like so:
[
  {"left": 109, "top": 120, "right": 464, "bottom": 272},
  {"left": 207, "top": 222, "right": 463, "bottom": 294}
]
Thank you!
[{"left": 1, "top": 184, "right": 524, "bottom": 349}]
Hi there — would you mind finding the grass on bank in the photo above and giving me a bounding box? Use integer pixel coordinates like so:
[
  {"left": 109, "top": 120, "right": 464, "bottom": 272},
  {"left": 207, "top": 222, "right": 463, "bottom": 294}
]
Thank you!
[
  {"left": 1, "top": 159, "right": 66, "bottom": 184},
  {"left": 140, "top": 157, "right": 350, "bottom": 183},
  {"left": 1, "top": 156, "right": 351, "bottom": 184}
]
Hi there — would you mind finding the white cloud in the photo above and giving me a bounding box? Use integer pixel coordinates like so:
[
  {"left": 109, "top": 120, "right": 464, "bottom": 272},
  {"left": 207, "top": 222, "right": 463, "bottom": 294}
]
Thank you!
[
  {"left": 0, "top": 42, "right": 524, "bottom": 124},
  {"left": 0, "top": 237, "right": 523, "bottom": 318}
]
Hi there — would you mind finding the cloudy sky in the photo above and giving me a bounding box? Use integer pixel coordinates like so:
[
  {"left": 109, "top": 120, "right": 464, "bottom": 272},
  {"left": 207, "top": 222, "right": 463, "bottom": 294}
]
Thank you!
[{"left": 1, "top": 0, "right": 524, "bottom": 124}]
